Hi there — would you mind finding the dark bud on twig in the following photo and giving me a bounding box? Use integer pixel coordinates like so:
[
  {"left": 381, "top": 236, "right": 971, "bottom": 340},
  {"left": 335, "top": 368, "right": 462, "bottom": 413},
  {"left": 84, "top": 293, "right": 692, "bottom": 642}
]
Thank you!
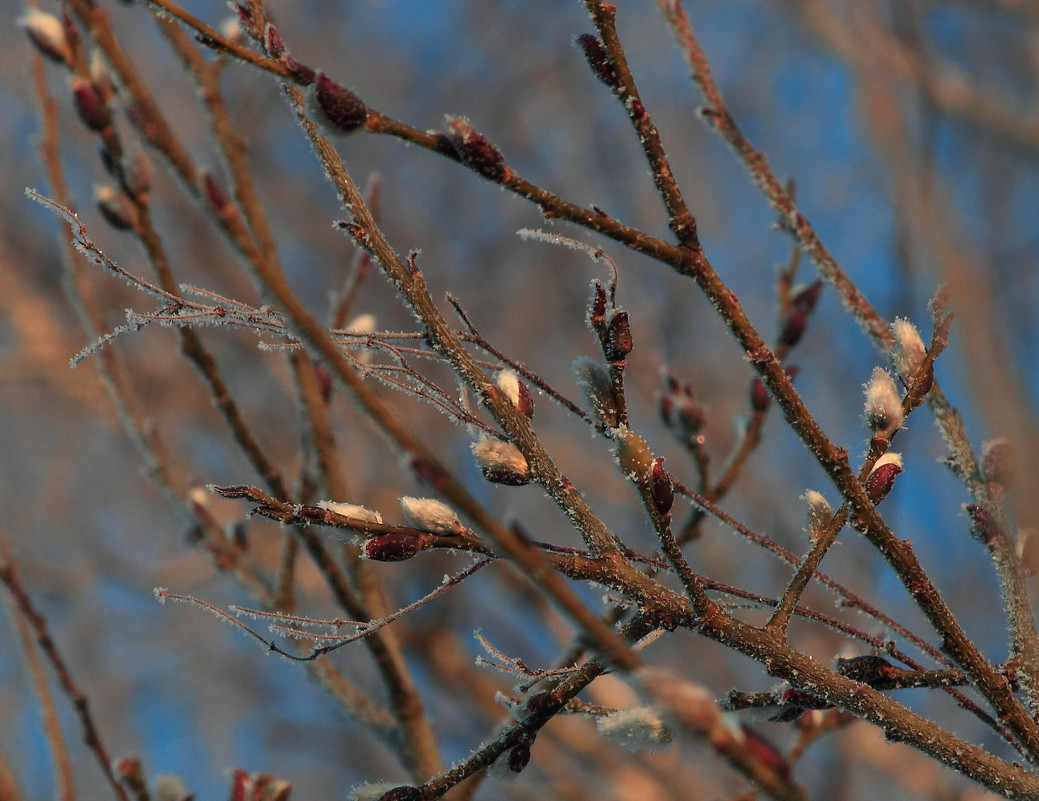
[
  {"left": 228, "top": 769, "right": 291, "bottom": 801},
  {"left": 114, "top": 758, "right": 147, "bottom": 798},
  {"left": 588, "top": 279, "right": 608, "bottom": 331},
  {"left": 264, "top": 23, "right": 284, "bottom": 59},
  {"left": 95, "top": 186, "right": 138, "bottom": 231},
  {"left": 660, "top": 374, "right": 705, "bottom": 446},
  {"left": 650, "top": 458, "right": 675, "bottom": 516},
  {"left": 750, "top": 376, "right": 770, "bottom": 412},
  {"left": 740, "top": 726, "right": 790, "bottom": 781},
  {"left": 201, "top": 170, "right": 236, "bottom": 219},
  {"left": 835, "top": 655, "right": 898, "bottom": 685},
  {"left": 314, "top": 73, "right": 369, "bottom": 134},
  {"left": 376, "top": 788, "right": 421, "bottom": 801},
  {"left": 362, "top": 532, "right": 432, "bottom": 562},
  {"left": 864, "top": 454, "right": 903, "bottom": 506},
  {"left": 574, "top": 34, "right": 618, "bottom": 89},
  {"left": 281, "top": 55, "right": 316, "bottom": 85},
  {"left": 445, "top": 116, "right": 508, "bottom": 181},
  {"left": 124, "top": 149, "right": 153, "bottom": 198},
  {"left": 19, "top": 9, "right": 73, "bottom": 65},
  {"left": 965, "top": 503, "right": 1002, "bottom": 546},
  {"left": 749, "top": 366, "right": 796, "bottom": 413},
  {"left": 573, "top": 356, "right": 619, "bottom": 427},
  {"left": 778, "top": 279, "right": 823, "bottom": 349},
  {"left": 780, "top": 688, "right": 833, "bottom": 710},
  {"left": 506, "top": 742, "right": 532, "bottom": 774},
  {"left": 982, "top": 438, "right": 1017, "bottom": 488},
  {"left": 72, "top": 78, "right": 110, "bottom": 132},
  {"left": 604, "top": 310, "right": 633, "bottom": 363}
]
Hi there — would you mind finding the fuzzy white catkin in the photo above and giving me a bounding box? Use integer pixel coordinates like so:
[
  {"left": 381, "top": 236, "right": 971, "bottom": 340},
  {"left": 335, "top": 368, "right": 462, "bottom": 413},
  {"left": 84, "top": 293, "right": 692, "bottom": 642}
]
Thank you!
[
  {"left": 496, "top": 368, "right": 522, "bottom": 407},
  {"left": 801, "top": 490, "right": 833, "bottom": 540},
  {"left": 864, "top": 366, "right": 903, "bottom": 437},
  {"left": 317, "top": 501, "right": 383, "bottom": 524},
  {"left": 399, "top": 496, "right": 461, "bottom": 534},
  {"left": 596, "top": 706, "right": 672, "bottom": 752},
  {"left": 892, "top": 318, "right": 926, "bottom": 382}
]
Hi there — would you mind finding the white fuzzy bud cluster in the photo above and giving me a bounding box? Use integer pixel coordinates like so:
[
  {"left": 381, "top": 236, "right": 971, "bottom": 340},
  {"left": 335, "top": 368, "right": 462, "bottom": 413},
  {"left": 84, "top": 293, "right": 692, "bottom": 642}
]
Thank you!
[
  {"left": 801, "top": 490, "right": 833, "bottom": 541},
  {"left": 399, "top": 496, "right": 462, "bottom": 534},
  {"left": 596, "top": 706, "right": 672, "bottom": 753},
  {"left": 317, "top": 501, "right": 383, "bottom": 524},
  {"left": 471, "top": 436, "right": 530, "bottom": 485},
  {"left": 864, "top": 366, "right": 903, "bottom": 438},
  {"left": 892, "top": 318, "right": 927, "bottom": 384}
]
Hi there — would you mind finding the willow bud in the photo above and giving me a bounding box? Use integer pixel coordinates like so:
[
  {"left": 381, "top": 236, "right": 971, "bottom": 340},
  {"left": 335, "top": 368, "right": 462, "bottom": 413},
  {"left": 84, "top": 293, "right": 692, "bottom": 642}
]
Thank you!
[
  {"left": 314, "top": 73, "right": 368, "bottom": 134},
  {"left": 864, "top": 366, "right": 903, "bottom": 439},
  {"left": 362, "top": 532, "right": 431, "bottom": 562},
  {"left": 614, "top": 427, "right": 653, "bottom": 482},
  {"left": 19, "top": 9, "right": 72, "bottom": 65},
  {"left": 471, "top": 436, "right": 531, "bottom": 486},
  {"left": 445, "top": 116, "right": 508, "bottom": 181},
  {"left": 399, "top": 496, "right": 462, "bottom": 534},
  {"left": 864, "top": 453, "right": 903, "bottom": 506},
  {"left": 496, "top": 369, "right": 534, "bottom": 418}
]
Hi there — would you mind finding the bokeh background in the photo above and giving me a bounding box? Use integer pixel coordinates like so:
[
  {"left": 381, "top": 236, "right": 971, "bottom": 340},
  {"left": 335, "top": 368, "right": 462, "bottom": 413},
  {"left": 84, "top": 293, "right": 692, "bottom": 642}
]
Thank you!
[{"left": 2, "top": 1, "right": 1039, "bottom": 798}]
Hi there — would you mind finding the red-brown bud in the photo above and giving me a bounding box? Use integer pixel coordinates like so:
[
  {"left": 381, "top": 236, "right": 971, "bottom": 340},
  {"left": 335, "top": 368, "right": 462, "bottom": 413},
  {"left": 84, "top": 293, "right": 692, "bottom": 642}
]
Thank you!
[
  {"left": 588, "top": 279, "right": 608, "bottom": 334},
  {"left": 506, "top": 742, "right": 531, "bottom": 773},
  {"left": 445, "top": 116, "right": 507, "bottom": 181},
  {"left": 202, "top": 170, "right": 236, "bottom": 218},
  {"left": 835, "top": 655, "right": 898, "bottom": 686},
  {"left": 864, "top": 454, "right": 903, "bottom": 506},
  {"left": 966, "top": 503, "right": 1002, "bottom": 546},
  {"left": 604, "top": 310, "right": 633, "bottom": 362},
  {"left": 650, "top": 457, "right": 674, "bottom": 516},
  {"left": 780, "top": 688, "right": 832, "bottom": 710},
  {"left": 750, "top": 376, "right": 770, "bottom": 412},
  {"left": 362, "top": 532, "right": 431, "bottom": 562},
  {"left": 281, "top": 54, "right": 316, "bottom": 85},
  {"left": 95, "top": 186, "right": 138, "bottom": 231},
  {"left": 740, "top": 726, "right": 790, "bottom": 780},
  {"left": 376, "top": 788, "right": 421, "bottom": 801},
  {"left": 72, "top": 78, "right": 110, "bottom": 132},
  {"left": 574, "top": 33, "right": 618, "bottom": 89},
  {"left": 660, "top": 374, "right": 705, "bottom": 446},
  {"left": 314, "top": 73, "right": 368, "bottom": 134},
  {"left": 264, "top": 23, "right": 284, "bottom": 58}
]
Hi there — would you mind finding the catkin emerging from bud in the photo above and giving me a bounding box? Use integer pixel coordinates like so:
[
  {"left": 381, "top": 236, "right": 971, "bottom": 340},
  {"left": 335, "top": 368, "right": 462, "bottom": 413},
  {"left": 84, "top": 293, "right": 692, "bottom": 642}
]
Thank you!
[
  {"left": 596, "top": 707, "right": 672, "bottom": 753},
  {"left": 864, "top": 366, "right": 903, "bottom": 438},
  {"left": 399, "top": 496, "right": 462, "bottom": 534},
  {"left": 496, "top": 369, "right": 534, "bottom": 418},
  {"left": 865, "top": 453, "right": 903, "bottom": 506},
  {"left": 18, "top": 9, "right": 72, "bottom": 65},
  {"left": 892, "top": 318, "right": 931, "bottom": 392},
  {"left": 801, "top": 490, "right": 832, "bottom": 540},
  {"left": 471, "top": 436, "right": 531, "bottom": 486}
]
